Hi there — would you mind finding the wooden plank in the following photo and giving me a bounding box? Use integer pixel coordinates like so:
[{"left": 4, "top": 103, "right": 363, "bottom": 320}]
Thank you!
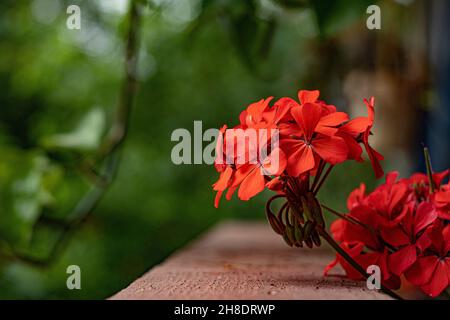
[{"left": 110, "top": 221, "right": 391, "bottom": 300}]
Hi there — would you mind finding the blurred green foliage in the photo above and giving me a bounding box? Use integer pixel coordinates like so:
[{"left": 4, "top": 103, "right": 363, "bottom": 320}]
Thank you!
[{"left": 0, "top": 0, "right": 383, "bottom": 298}]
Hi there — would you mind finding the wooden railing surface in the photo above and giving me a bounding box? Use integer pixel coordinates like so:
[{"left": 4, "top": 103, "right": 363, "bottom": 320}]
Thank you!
[{"left": 111, "top": 221, "right": 390, "bottom": 300}]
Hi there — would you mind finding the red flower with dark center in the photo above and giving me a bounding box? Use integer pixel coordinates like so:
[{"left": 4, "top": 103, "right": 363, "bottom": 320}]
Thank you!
[{"left": 281, "top": 103, "right": 348, "bottom": 176}]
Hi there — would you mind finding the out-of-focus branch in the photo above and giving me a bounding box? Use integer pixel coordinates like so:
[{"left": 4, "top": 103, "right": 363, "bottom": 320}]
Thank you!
[
  {"left": 5, "top": 0, "right": 143, "bottom": 268},
  {"left": 99, "top": 0, "right": 141, "bottom": 157}
]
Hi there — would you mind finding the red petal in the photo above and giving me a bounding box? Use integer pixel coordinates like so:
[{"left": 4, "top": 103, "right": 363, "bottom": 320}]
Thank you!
[
  {"left": 338, "top": 132, "right": 363, "bottom": 162},
  {"left": 261, "top": 148, "right": 286, "bottom": 176},
  {"left": 214, "top": 190, "right": 223, "bottom": 208},
  {"left": 330, "top": 219, "right": 346, "bottom": 241},
  {"left": 298, "top": 90, "right": 320, "bottom": 104},
  {"left": 316, "top": 112, "right": 349, "bottom": 136},
  {"left": 312, "top": 135, "right": 348, "bottom": 164},
  {"left": 420, "top": 260, "right": 449, "bottom": 297},
  {"left": 346, "top": 183, "right": 366, "bottom": 210},
  {"left": 340, "top": 117, "right": 370, "bottom": 136},
  {"left": 414, "top": 202, "right": 437, "bottom": 235},
  {"left": 404, "top": 256, "right": 439, "bottom": 286},
  {"left": 385, "top": 171, "right": 399, "bottom": 186},
  {"left": 283, "top": 140, "right": 315, "bottom": 176},
  {"left": 213, "top": 166, "right": 233, "bottom": 191},
  {"left": 442, "top": 226, "right": 450, "bottom": 252},
  {"left": 361, "top": 97, "right": 384, "bottom": 179},
  {"left": 292, "top": 103, "right": 323, "bottom": 141},
  {"left": 225, "top": 186, "right": 237, "bottom": 200},
  {"left": 387, "top": 183, "right": 407, "bottom": 214},
  {"left": 446, "top": 258, "right": 450, "bottom": 283},
  {"left": 342, "top": 221, "right": 379, "bottom": 249},
  {"left": 433, "top": 169, "right": 449, "bottom": 187},
  {"left": 435, "top": 190, "right": 450, "bottom": 203},
  {"left": 380, "top": 226, "right": 410, "bottom": 247},
  {"left": 237, "top": 166, "right": 265, "bottom": 201},
  {"left": 365, "top": 143, "right": 384, "bottom": 179},
  {"left": 272, "top": 97, "right": 298, "bottom": 123},
  {"left": 323, "top": 256, "right": 339, "bottom": 276},
  {"left": 266, "top": 177, "right": 284, "bottom": 191},
  {"left": 246, "top": 97, "right": 273, "bottom": 124},
  {"left": 324, "top": 242, "right": 365, "bottom": 279},
  {"left": 339, "top": 242, "right": 366, "bottom": 280},
  {"left": 388, "top": 244, "right": 417, "bottom": 276},
  {"left": 364, "top": 97, "right": 375, "bottom": 124},
  {"left": 290, "top": 105, "right": 303, "bottom": 128},
  {"left": 231, "top": 164, "right": 254, "bottom": 187}
]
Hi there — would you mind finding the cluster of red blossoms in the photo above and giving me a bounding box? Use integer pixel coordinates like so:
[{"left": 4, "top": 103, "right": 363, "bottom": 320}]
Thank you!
[
  {"left": 326, "top": 170, "right": 450, "bottom": 297},
  {"left": 212, "top": 89, "right": 450, "bottom": 299},
  {"left": 213, "top": 90, "right": 383, "bottom": 207}
]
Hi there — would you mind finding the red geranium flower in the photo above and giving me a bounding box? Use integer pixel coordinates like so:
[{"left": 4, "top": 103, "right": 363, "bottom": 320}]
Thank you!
[
  {"left": 211, "top": 88, "right": 449, "bottom": 299},
  {"left": 213, "top": 89, "right": 385, "bottom": 207},
  {"left": 281, "top": 103, "right": 348, "bottom": 176},
  {"left": 327, "top": 169, "right": 449, "bottom": 298},
  {"left": 386, "top": 202, "right": 437, "bottom": 276},
  {"left": 405, "top": 223, "right": 450, "bottom": 297}
]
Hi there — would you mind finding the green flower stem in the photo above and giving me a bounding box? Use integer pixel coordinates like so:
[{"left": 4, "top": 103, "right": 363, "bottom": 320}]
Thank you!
[
  {"left": 321, "top": 204, "right": 370, "bottom": 230},
  {"left": 423, "top": 146, "right": 435, "bottom": 193},
  {"left": 311, "top": 160, "right": 325, "bottom": 192},
  {"left": 313, "top": 164, "right": 334, "bottom": 195}
]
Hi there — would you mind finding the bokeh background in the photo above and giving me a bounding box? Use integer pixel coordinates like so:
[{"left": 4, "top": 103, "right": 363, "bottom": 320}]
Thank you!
[{"left": 0, "top": 0, "right": 448, "bottom": 299}]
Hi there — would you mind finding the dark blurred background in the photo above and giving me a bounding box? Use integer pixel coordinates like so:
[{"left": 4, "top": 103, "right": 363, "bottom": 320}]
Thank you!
[{"left": 0, "top": 0, "right": 448, "bottom": 299}]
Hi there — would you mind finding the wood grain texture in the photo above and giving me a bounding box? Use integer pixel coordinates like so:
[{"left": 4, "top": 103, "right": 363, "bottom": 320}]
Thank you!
[{"left": 110, "top": 221, "right": 391, "bottom": 300}]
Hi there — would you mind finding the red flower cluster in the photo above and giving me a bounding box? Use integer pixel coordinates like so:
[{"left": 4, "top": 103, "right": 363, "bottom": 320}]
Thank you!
[
  {"left": 326, "top": 171, "right": 450, "bottom": 297},
  {"left": 213, "top": 90, "right": 383, "bottom": 207}
]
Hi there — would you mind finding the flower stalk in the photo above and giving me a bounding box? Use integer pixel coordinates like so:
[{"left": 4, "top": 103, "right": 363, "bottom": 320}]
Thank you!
[{"left": 423, "top": 146, "right": 435, "bottom": 193}]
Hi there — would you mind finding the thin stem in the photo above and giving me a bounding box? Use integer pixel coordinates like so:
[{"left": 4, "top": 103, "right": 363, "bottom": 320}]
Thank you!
[
  {"left": 305, "top": 172, "right": 310, "bottom": 191},
  {"left": 100, "top": 0, "right": 142, "bottom": 157},
  {"left": 423, "top": 146, "right": 435, "bottom": 193},
  {"left": 267, "top": 194, "right": 286, "bottom": 205},
  {"left": 317, "top": 227, "right": 403, "bottom": 300},
  {"left": 266, "top": 194, "right": 286, "bottom": 217},
  {"left": 313, "top": 164, "right": 334, "bottom": 195},
  {"left": 285, "top": 177, "right": 298, "bottom": 197},
  {"left": 311, "top": 159, "right": 325, "bottom": 192},
  {"left": 321, "top": 204, "right": 396, "bottom": 252},
  {"left": 321, "top": 204, "right": 369, "bottom": 230},
  {"left": 277, "top": 201, "right": 289, "bottom": 221}
]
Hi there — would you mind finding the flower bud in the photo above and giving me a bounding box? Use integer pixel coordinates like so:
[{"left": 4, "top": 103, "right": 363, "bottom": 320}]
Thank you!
[
  {"left": 285, "top": 224, "right": 296, "bottom": 245},
  {"left": 282, "top": 232, "right": 294, "bottom": 247},
  {"left": 303, "top": 220, "right": 314, "bottom": 240},
  {"left": 306, "top": 192, "right": 325, "bottom": 227},
  {"left": 311, "top": 229, "right": 321, "bottom": 247},
  {"left": 294, "top": 222, "right": 304, "bottom": 245},
  {"left": 266, "top": 211, "right": 284, "bottom": 235}
]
